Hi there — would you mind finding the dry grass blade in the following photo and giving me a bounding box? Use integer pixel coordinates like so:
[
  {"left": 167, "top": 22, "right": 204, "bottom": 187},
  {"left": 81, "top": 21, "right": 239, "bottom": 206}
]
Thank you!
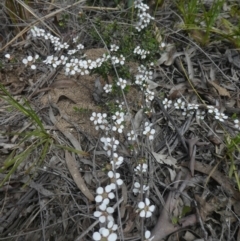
[
  {"left": 15, "top": 0, "right": 59, "bottom": 35},
  {"left": 65, "top": 150, "right": 94, "bottom": 201},
  {"left": 0, "top": 0, "right": 86, "bottom": 51},
  {"left": 181, "top": 161, "right": 240, "bottom": 201}
]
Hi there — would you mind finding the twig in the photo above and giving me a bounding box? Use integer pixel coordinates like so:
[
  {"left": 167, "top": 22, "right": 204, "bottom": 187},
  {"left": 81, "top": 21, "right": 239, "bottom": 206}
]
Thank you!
[{"left": 154, "top": 97, "right": 188, "bottom": 153}]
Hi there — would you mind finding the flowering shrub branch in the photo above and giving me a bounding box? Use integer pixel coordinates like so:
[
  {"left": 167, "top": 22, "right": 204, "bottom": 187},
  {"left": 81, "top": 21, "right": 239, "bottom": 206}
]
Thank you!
[{"left": 13, "top": 0, "right": 239, "bottom": 240}]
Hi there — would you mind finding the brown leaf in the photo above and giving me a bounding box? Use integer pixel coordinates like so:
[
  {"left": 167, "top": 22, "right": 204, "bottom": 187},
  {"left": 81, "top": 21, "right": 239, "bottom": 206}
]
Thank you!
[
  {"left": 65, "top": 150, "right": 94, "bottom": 201},
  {"left": 120, "top": 183, "right": 128, "bottom": 218},
  {"left": 169, "top": 83, "right": 187, "bottom": 100},
  {"left": 50, "top": 79, "right": 78, "bottom": 89},
  {"left": 208, "top": 81, "right": 230, "bottom": 97},
  {"left": 195, "top": 195, "right": 220, "bottom": 220}
]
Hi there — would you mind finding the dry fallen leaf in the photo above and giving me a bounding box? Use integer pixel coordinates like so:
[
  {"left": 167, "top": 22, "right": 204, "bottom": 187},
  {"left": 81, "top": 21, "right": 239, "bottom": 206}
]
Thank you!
[
  {"left": 65, "top": 150, "right": 94, "bottom": 201},
  {"left": 133, "top": 109, "right": 144, "bottom": 129},
  {"left": 152, "top": 152, "right": 177, "bottom": 167},
  {"left": 169, "top": 83, "right": 187, "bottom": 100},
  {"left": 158, "top": 44, "right": 183, "bottom": 66},
  {"left": 50, "top": 79, "right": 78, "bottom": 89},
  {"left": 208, "top": 81, "right": 230, "bottom": 97}
]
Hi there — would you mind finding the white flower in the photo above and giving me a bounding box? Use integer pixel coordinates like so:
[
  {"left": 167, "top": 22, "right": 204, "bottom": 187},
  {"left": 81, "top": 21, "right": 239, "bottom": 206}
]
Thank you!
[
  {"left": 144, "top": 230, "right": 154, "bottom": 241},
  {"left": 43, "top": 55, "right": 53, "bottom": 65},
  {"left": 110, "top": 44, "right": 119, "bottom": 52},
  {"left": 160, "top": 42, "right": 166, "bottom": 49},
  {"left": 60, "top": 55, "right": 68, "bottom": 65},
  {"left": 214, "top": 111, "right": 228, "bottom": 122},
  {"left": 207, "top": 105, "right": 218, "bottom": 114},
  {"left": 134, "top": 163, "right": 148, "bottom": 173},
  {"left": 174, "top": 98, "right": 185, "bottom": 109},
  {"left": 110, "top": 153, "right": 124, "bottom": 169},
  {"left": 145, "top": 89, "right": 155, "bottom": 102},
  {"left": 5, "top": 54, "right": 10, "bottom": 59},
  {"left": 107, "top": 221, "right": 118, "bottom": 232},
  {"left": 138, "top": 198, "right": 155, "bottom": 218},
  {"left": 53, "top": 41, "right": 61, "bottom": 51},
  {"left": 133, "top": 182, "right": 149, "bottom": 195},
  {"left": 135, "top": 75, "right": 144, "bottom": 85},
  {"left": 103, "top": 84, "right": 112, "bottom": 93},
  {"left": 100, "top": 137, "right": 119, "bottom": 156},
  {"left": 187, "top": 103, "right": 199, "bottom": 110},
  {"left": 196, "top": 109, "right": 205, "bottom": 120},
  {"left": 108, "top": 171, "right": 123, "bottom": 189},
  {"left": 112, "top": 111, "right": 125, "bottom": 124},
  {"left": 93, "top": 228, "right": 117, "bottom": 241},
  {"left": 90, "top": 112, "right": 107, "bottom": 127},
  {"left": 143, "top": 122, "right": 155, "bottom": 140},
  {"left": 94, "top": 204, "right": 114, "bottom": 223},
  {"left": 95, "top": 185, "right": 115, "bottom": 205},
  {"left": 102, "top": 53, "right": 110, "bottom": 62},
  {"left": 133, "top": 46, "right": 149, "bottom": 59},
  {"left": 119, "top": 54, "right": 125, "bottom": 65},
  {"left": 51, "top": 56, "right": 61, "bottom": 68},
  {"left": 68, "top": 49, "right": 78, "bottom": 55},
  {"left": 162, "top": 98, "right": 172, "bottom": 109},
  {"left": 117, "top": 78, "right": 127, "bottom": 89},
  {"left": 127, "top": 130, "right": 137, "bottom": 141},
  {"left": 65, "top": 63, "right": 75, "bottom": 75},
  {"left": 30, "top": 26, "right": 45, "bottom": 37},
  {"left": 90, "top": 112, "right": 98, "bottom": 125},
  {"left": 22, "top": 55, "right": 38, "bottom": 69},
  {"left": 77, "top": 43, "right": 84, "bottom": 50},
  {"left": 111, "top": 56, "right": 119, "bottom": 64},
  {"left": 112, "top": 123, "right": 125, "bottom": 133},
  {"left": 73, "top": 36, "right": 79, "bottom": 43},
  {"left": 99, "top": 119, "right": 110, "bottom": 131}
]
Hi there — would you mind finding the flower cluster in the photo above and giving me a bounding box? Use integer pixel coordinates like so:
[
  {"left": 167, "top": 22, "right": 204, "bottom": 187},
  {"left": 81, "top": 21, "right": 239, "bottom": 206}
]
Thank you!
[
  {"left": 207, "top": 106, "right": 228, "bottom": 122},
  {"left": 134, "top": 46, "right": 150, "bottom": 59},
  {"left": 31, "top": 26, "right": 70, "bottom": 51},
  {"left": 134, "top": 65, "right": 156, "bottom": 109},
  {"left": 111, "top": 111, "right": 125, "bottom": 133},
  {"left": 135, "top": 65, "right": 154, "bottom": 86},
  {"left": 101, "top": 137, "right": 119, "bottom": 156},
  {"left": 134, "top": 0, "right": 154, "bottom": 31},
  {"left": 29, "top": 26, "right": 114, "bottom": 76},
  {"left": 163, "top": 97, "right": 231, "bottom": 123},
  {"left": 93, "top": 135, "right": 124, "bottom": 240},
  {"left": 90, "top": 112, "right": 109, "bottom": 131}
]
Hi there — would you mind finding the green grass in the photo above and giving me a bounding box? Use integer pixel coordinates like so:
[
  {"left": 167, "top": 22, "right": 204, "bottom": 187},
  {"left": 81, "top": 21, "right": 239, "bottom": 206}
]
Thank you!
[
  {"left": 0, "top": 84, "right": 88, "bottom": 186},
  {"left": 226, "top": 133, "right": 240, "bottom": 191},
  {"left": 175, "top": 0, "right": 240, "bottom": 47}
]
